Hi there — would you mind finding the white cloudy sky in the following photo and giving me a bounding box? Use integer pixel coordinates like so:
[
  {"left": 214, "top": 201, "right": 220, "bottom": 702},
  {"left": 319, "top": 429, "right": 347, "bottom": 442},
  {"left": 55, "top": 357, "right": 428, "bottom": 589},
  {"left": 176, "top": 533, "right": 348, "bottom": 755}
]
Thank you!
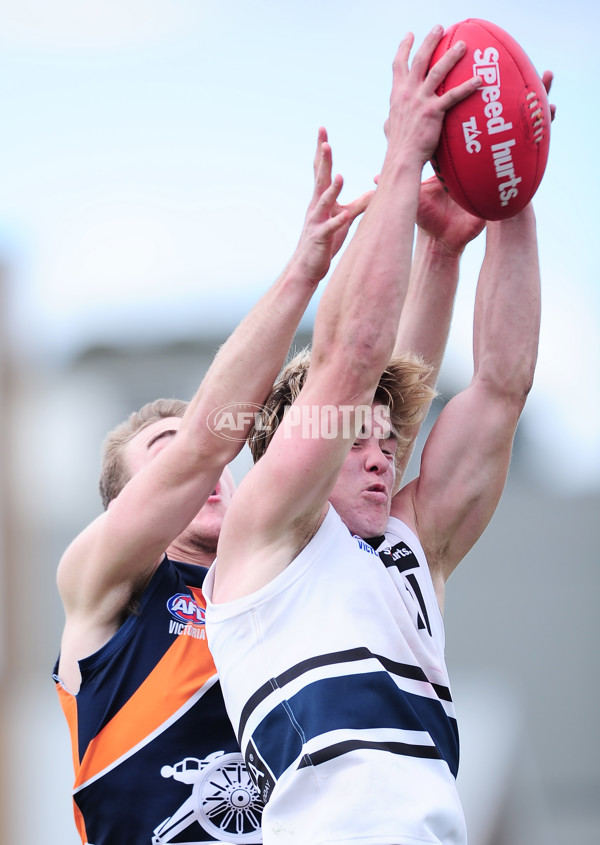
[{"left": 0, "top": 0, "right": 598, "bottom": 494}]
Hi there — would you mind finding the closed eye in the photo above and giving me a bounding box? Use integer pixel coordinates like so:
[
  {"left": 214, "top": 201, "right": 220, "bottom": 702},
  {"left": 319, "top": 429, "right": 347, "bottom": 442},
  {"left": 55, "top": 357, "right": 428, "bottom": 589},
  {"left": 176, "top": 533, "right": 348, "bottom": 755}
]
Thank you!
[{"left": 147, "top": 429, "right": 177, "bottom": 450}]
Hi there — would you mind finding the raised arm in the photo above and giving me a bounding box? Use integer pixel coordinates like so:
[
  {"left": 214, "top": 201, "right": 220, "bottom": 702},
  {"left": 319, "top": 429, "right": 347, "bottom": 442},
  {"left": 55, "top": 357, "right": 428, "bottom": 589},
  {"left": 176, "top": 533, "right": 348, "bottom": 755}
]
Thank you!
[
  {"left": 213, "top": 28, "right": 483, "bottom": 600},
  {"left": 392, "top": 204, "right": 541, "bottom": 604},
  {"left": 392, "top": 176, "right": 485, "bottom": 481},
  {"left": 56, "top": 129, "right": 371, "bottom": 653},
  {"left": 392, "top": 69, "right": 554, "bottom": 488}
]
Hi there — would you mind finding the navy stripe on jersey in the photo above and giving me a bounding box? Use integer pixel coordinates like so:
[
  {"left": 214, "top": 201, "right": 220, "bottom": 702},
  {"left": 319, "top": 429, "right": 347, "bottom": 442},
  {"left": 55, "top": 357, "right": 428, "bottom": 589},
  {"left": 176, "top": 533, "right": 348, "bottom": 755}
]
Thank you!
[
  {"left": 238, "top": 646, "right": 452, "bottom": 742},
  {"left": 298, "top": 737, "right": 443, "bottom": 768},
  {"left": 245, "top": 671, "right": 459, "bottom": 785},
  {"left": 406, "top": 572, "right": 432, "bottom": 635}
]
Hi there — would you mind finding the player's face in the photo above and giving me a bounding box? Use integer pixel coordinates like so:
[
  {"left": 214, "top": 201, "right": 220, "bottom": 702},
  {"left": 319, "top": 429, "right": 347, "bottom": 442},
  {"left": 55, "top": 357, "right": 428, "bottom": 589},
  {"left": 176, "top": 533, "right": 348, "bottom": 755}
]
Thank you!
[
  {"left": 124, "top": 416, "right": 235, "bottom": 526},
  {"left": 125, "top": 416, "right": 183, "bottom": 476},
  {"left": 328, "top": 404, "right": 397, "bottom": 539},
  {"left": 187, "top": 465, "right": 236, "bottom": 541}
]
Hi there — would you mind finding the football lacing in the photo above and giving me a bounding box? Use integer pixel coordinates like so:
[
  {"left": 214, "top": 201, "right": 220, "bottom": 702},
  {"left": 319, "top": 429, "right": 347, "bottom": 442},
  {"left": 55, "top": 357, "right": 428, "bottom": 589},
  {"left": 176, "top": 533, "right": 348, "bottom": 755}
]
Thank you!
[{"left": 526, "top": 90, "right": 545, "bottom": 144}]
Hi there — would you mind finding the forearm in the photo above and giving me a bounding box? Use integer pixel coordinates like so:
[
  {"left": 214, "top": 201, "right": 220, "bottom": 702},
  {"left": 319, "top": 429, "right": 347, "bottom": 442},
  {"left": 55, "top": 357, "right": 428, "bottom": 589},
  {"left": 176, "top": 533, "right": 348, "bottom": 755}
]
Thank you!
[
  {"left": 183, "top": 127, "right": 376, "bottom": 458},
  {"left": 311, "top": 161, "right": 422, "bottom": 392},
  {"left": 394, "top": 208, "right": 541, "bottom": 580},
  {"left": 474, "top": 205, "right": 540, "bottom": 400},
  {"left": 394, "top": 228, "right": 461, "bottom": 382},
  {"left": 182, "top": 265, "right": 318, "bottom": 460},
  {"left": 310, "top": 28, "right": 483, "bottom": 398},
  {"left": 390, "top": 230, "right": 462, "bottom": 483}
]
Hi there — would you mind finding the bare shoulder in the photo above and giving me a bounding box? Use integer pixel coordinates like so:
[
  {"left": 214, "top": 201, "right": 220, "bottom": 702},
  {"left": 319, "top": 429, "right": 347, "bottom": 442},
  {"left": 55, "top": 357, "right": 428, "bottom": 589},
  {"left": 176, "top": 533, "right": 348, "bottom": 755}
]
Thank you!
[
  {"left": 390, "top": 478, "right": 443, "bottom": 573},
  {"left": 389, "top": 477, "right": 418, "bottom": 533},
  {"left": 211, "top": 432, "right": 331, "bottom": 602},
  {"left": 212, "top": 466, "right": 327, "bottom": 602},
  {"left": 56, "top": 513, "right": 106, "bottom": 610},
  {"left": 56, "top": 510, "right": 160, "bottom": 692},
  {"left": 389, "top": 478, "right": 449, "bottom": 613},
  {"left": 392, "top": 383, "right": 520, "bottom": 584},
  {"left": 57, "top": 503, "right": 161, "bottom": 634}
]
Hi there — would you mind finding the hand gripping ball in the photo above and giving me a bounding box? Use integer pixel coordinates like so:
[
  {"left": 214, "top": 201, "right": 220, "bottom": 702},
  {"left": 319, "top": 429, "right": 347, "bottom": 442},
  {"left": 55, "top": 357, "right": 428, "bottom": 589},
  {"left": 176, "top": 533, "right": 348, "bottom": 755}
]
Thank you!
[{"left": 430, "top": 19, "right": 551, "bottom": 220}]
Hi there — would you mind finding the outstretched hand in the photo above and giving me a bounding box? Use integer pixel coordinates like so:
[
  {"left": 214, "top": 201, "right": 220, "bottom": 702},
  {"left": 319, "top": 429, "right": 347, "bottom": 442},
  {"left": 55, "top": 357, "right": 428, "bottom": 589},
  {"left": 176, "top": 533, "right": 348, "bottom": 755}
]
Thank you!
[
  {"left": 382, "top": 27, "right": 482, "bottom": 170},
  {"left": 417, "top": 176, "right": 485, "bottom": 254},
  {"left": 293, "top": 127, "right": 373, "bottom": 285}
]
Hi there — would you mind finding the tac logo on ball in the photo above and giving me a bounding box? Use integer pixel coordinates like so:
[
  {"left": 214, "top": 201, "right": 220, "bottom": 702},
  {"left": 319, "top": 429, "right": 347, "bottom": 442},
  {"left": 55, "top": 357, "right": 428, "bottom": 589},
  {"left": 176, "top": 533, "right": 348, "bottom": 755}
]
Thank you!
[{"left": 430, "top": 18, "right": 551, "bottom": 220}]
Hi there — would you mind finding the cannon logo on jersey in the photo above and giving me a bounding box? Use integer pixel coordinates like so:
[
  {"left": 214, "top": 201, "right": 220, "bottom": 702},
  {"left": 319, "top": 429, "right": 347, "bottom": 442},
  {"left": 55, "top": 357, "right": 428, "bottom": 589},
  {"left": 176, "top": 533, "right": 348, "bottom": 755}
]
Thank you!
[
  {"left": 167, "top": 592, "right": 205, "bottom": 626},
  {"left": 153, "top": 750, "right": 263, "bottom": 843}
]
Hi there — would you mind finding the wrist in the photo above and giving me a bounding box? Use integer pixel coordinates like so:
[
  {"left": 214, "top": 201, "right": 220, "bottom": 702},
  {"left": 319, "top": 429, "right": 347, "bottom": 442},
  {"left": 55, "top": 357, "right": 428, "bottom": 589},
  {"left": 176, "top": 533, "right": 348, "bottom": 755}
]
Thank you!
[
  {"left": 279, "top": 254, "right": 323, "bottom": 292},
  {"left": 378, "top": 154, "right": 424, "bottom": 187},
  {"left": 417, "top": 229, "right": 464, "bottom": 262}
]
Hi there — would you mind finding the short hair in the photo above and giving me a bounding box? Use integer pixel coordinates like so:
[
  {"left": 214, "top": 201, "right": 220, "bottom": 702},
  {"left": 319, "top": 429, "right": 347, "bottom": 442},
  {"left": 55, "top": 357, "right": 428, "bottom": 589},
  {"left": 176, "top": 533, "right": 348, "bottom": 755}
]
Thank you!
[
  {"left": 248, "top": 347, "right": 435, "bottom": 473},
  {"left": 99, "top": 398, "right": 189, "bottom": 509}
]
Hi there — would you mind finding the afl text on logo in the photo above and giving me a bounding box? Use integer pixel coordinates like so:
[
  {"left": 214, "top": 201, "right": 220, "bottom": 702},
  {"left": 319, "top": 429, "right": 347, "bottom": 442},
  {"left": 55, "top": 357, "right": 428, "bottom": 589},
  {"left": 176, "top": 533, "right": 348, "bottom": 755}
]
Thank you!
[
  {"left": 207, "top": 402, "right": 276, "bottom": 442},
  {"left": 167, "top": 593, "right": 207, "bottom": 639}
]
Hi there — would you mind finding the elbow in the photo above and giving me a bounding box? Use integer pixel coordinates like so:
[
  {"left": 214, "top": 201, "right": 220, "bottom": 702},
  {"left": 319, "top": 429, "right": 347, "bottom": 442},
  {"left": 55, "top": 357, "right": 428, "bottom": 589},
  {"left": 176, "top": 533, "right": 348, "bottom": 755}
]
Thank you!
[{"left": 478, "top": 364, "right": 536, "bottom": 415}]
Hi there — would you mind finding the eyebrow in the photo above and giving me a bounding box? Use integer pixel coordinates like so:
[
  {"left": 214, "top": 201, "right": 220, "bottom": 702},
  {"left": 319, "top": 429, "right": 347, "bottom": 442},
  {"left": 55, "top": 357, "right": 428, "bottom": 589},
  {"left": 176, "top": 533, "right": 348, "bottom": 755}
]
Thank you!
[
  {"left": 355, "top": 426, "right": 398, "bottom": 442},
  {"left": 146, "top": 429, "right": 177, "bottom": 450}
]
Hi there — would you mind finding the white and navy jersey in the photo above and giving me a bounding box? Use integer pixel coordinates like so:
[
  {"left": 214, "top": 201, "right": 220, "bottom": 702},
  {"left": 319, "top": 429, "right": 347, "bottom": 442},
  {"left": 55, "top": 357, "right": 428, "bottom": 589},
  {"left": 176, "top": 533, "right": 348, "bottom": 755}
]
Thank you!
[{"left": 204, "top": 507, "right": 466, "bottom": 845}]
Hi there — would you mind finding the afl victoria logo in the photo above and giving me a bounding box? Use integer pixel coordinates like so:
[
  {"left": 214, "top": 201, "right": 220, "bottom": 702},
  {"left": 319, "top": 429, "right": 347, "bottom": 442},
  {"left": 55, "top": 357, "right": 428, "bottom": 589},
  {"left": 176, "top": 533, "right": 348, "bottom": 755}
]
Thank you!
[{"left": 167, "top": 593, "right": 205, "bottom": 626}]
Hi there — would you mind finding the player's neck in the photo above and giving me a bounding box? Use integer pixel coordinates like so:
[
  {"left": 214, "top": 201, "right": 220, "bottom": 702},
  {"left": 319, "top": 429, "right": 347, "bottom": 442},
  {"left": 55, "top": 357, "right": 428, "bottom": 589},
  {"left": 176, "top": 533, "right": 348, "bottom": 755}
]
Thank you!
[{"left": 167, "top": 536, "right": 217, "bottom": 568}]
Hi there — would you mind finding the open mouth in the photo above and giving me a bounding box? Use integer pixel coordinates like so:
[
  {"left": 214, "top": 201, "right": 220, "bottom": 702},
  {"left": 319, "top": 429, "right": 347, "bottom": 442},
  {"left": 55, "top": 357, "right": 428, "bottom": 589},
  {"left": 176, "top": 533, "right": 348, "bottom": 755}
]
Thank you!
[
  {"left": 206, "top": 482, "right": 221, "bottom": 501},
  {"left": 364, "top": 483, "right": 387, "bottom": 501}
]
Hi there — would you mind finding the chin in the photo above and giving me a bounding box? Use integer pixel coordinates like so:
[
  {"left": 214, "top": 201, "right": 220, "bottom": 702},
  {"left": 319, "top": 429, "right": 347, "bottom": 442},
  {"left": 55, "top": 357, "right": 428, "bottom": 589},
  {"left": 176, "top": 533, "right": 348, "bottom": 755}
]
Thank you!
[
  {"left": 333, "top": 501, "right": 387, "bottom": 540},
  {"left": 190, "top": 514, "right": 223, "bottom": 544},
  {"left": 351, "top": 515, "right": 388, "bottom": 540}
]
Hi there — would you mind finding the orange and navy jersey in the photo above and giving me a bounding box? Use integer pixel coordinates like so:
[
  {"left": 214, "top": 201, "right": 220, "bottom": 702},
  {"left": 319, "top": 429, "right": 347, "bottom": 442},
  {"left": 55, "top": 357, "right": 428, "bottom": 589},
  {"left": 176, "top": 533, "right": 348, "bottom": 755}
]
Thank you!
[{"left": 53, "top": 556, "right": 263, "bottom": 845}]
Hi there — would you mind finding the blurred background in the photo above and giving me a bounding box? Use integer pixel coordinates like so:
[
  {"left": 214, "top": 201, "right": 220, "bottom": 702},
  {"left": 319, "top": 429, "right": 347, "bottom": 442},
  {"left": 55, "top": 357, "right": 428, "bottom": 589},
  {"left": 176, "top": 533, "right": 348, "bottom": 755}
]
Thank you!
[{"left": 0, "top": 1, "right": 598, "bottom": 843}]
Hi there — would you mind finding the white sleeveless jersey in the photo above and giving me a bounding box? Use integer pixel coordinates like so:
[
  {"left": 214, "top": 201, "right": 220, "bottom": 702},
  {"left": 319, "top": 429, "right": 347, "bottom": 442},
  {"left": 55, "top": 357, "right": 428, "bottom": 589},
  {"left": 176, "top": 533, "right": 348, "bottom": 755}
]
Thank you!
[{"left": 204, "top": 506, "right": 466, "bottom": 845}]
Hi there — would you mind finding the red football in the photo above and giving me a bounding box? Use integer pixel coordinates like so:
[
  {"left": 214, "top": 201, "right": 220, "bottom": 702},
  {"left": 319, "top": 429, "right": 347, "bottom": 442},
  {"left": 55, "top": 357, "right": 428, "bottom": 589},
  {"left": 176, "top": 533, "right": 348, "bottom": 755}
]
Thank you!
[{"left": 429, "top": 19, "right": 551, "bottom": 220}]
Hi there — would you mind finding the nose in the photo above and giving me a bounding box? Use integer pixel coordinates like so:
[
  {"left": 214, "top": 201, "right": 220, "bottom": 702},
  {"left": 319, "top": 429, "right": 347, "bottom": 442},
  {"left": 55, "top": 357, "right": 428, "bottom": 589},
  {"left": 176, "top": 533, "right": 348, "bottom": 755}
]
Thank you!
[{"left": 363, "top": 440, "right": 389, "bottom": 474}]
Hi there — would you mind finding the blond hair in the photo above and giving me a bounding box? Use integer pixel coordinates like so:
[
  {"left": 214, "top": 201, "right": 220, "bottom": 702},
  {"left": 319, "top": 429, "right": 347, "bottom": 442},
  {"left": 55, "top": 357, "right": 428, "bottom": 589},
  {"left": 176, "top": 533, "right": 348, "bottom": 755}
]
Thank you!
[
  {"left": 248, "top": 348, "right": 435, "bottom": 473},
  {"left": 99, "top": 398, "right": 188, "bottom": 509}
]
